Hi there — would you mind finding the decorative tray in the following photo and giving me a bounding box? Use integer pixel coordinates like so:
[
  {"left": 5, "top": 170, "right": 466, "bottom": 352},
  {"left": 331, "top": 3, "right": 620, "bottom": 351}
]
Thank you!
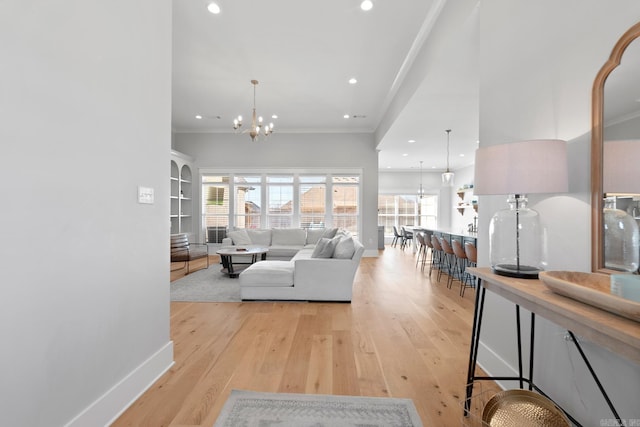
[
  {"left": 483, "top": 389, "right": 569, "bottom": 426},
  {"left": 538, "top": 271, "right": 640, "bottom": 322}
]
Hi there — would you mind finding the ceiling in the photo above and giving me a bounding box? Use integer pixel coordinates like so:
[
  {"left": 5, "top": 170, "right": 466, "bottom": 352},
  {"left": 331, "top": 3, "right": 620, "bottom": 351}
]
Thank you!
[{"left": 172, "top": 0, "right": 479, "bottom": 172}]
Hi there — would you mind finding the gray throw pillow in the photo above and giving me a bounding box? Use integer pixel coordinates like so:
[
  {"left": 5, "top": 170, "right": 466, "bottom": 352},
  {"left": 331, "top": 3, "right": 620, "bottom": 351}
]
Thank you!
[
  {"left": 311, "top": 237, "right": 339, "bottom": 258},
  {"left": 333, "top": 236, "right": 355, "bottom": 259},
  {"left": 321, "top": 227, "right": 339, "bottom": 239}
]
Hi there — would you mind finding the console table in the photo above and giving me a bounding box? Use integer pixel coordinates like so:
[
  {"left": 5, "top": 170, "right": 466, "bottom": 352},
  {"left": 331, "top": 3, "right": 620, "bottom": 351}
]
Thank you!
[{"left": 464, "top": 267, "right": 640, "bottom": 426}]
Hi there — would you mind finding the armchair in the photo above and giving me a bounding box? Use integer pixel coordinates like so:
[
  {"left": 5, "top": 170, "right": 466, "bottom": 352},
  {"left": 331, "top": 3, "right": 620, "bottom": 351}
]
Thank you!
[{"left": 170, "top": 233, "right": 209, "bottom": 274}]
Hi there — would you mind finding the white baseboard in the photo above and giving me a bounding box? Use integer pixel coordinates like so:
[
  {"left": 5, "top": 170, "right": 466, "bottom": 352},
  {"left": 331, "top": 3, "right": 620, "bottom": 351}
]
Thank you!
[
  {"left": 475, "top": 340, "right": 518, "bottom": 391},
  {"left": 363, "top": 249, "right": 380, "bottom": 257},
  {"left": 64, "top": 341, "right": 174, "bottom": 427}
]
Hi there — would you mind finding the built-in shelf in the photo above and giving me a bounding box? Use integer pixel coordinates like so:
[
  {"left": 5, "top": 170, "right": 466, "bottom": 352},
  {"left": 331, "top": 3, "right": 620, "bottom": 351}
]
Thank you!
[
  {"left": 456, "top": 187, "right": 477, "bottom": 215},
  {"left": 171, "top": 151, "right": 194, "bottom": 236}
]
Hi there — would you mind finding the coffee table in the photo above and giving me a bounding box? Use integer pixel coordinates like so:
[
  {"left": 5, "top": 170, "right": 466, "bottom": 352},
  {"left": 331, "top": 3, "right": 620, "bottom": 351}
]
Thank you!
[{"left": 216, "top": 247, "right": 269, "bottom": 278}]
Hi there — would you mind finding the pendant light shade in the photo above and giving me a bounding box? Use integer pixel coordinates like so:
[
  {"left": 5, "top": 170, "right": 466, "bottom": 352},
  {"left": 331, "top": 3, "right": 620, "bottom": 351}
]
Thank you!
[{"left": 442, "top": 129, "right": 454, "bottom": 186}]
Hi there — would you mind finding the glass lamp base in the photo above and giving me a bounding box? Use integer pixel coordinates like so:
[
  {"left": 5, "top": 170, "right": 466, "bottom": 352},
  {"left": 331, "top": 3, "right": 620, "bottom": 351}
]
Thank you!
[{"left": 492, "top": 263, "right": 540, "bottom": 279}]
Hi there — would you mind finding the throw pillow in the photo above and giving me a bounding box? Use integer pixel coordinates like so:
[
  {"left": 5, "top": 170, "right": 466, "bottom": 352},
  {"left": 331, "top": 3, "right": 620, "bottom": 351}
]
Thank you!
[
  {"left": 333, "top": 236, "right": 355, "bottom": 259},
  {"left": 311, "top": 237, "right": 339, "bottom": 258},
  {"left": 321, "top": 227, "right": 339, "bottom": 239},
  {"left": 227, "top": 229, "right": 251, "bottom": 245}
]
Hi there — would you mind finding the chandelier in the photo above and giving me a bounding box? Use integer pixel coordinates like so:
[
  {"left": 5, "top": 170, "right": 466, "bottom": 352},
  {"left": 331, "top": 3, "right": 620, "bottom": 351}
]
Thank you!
[
  {"left": 442, "top": 129, "right": 454, "bottom": 186},
  {"left": 233, "top": 80, "right": 274, "bottom": 142}
]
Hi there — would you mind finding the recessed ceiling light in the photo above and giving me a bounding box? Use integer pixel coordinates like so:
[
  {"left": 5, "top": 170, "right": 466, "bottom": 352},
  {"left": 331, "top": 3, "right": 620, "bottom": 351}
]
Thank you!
[
  {"left": 344, "top": 114, "right": 350, "bottom": 119},
  {"left": 459, "top": 153, "right": 465, "bottom": 157},
  {"left": 195, "top": 115, "right": 203, "bottom": 119},
  {"left": 360, "top": 0, "right": 373, "bottom": 11},
  {"left": 402, "top": 153, "right": 408, "bottom": 157},
  {"left": 408, "top": 139, "right": 415, "bottom": 143},
  {"left": 207, "top": 2, "right": 221, "bottom": 14},
  {"left": 271, "top": 114, "right": 278, "bottom": 119},
  {"left": 348, "top": 78, "right": 357, "bottom": 84}
]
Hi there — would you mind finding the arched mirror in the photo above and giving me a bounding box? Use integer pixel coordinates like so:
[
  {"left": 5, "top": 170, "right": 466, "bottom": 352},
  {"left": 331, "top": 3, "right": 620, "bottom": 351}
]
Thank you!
[{"left": 592, "top": 21, "right": 640, "bottom": 274}]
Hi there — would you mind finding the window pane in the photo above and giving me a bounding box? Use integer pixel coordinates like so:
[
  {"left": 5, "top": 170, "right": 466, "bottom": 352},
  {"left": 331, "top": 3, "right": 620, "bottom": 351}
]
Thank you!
[
  {"left": 268, "top": 185, "right": 293, "bottom": 214},
  {"left": 202, "top": 175, "right": 229, "bottom": 242},
  {"left": 235, "top": 179, "right": 261, "bottom": 229},
  {"left": 300, "top": 183, "right": 326, "bottom": 228}
]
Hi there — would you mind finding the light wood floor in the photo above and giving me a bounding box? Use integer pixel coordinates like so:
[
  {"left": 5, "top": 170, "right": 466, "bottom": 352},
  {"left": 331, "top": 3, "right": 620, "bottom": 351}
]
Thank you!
[{"left": 114, "top": 247, "right": 499, "bottom": 426}]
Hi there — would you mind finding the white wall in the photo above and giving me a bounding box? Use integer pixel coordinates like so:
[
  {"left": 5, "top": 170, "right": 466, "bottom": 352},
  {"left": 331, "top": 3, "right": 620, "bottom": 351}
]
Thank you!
[
  {"left": 173, "top": 132, "right": 380, "bottom": 254},
  {"left": 0, "top": 1, "right": 173, "bottom": 426},
  {"left": 478, "top": 1, "right": 640, "bottom": 424}
]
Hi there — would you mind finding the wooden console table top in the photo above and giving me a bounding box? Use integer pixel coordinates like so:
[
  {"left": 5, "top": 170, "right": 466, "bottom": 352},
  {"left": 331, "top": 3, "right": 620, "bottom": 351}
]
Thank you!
[{"left": 468, "top": 267, "right": 640, "bottom": 365}]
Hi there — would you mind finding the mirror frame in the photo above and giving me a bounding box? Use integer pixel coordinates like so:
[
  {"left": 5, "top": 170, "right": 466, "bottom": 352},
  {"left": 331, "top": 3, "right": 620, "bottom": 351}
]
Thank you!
[{"left": 592, "top": 21, "right": 640, "bottom": 273}]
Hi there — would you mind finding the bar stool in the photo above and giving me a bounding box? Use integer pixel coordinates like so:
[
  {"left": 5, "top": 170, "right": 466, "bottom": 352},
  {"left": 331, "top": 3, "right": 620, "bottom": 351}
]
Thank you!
[
  {"left": 391, "top": 226, "right": 402, "bottom": 248},
  {"left": 415, "top": 232, "right": 427, "bottom": 269},
  {"left": 452, "top": 239, "right": 469, "bottom": 295},
  {"left": 401, "top": 226, "right": 413, "bottom": 250},
  {"left": 461, "top": 241, "right": 478, "bottom": 297},
  {"left": 430, "top": 235, "right": 444, "bottom": 279},
  {"left": 439, "top": 236, "right": 456, "bottom": 289}
]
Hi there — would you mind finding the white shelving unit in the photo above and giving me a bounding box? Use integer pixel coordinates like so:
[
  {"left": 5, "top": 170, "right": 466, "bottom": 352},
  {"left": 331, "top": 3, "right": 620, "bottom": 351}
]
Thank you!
[{"left": 170, "top": 151, "right": 195, "bottom": 237}]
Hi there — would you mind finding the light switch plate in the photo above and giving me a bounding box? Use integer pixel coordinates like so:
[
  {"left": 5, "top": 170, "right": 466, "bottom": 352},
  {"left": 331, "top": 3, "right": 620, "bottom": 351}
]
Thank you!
[{"left": 138, "top": 186, "right": 154, "bottom": 204}]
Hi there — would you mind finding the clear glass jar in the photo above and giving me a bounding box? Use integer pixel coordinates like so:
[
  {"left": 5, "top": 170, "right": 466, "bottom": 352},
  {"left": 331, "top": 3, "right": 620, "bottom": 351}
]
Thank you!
[
  {"left": 604, "top": 198, "right": 639, "bottom": 273},
  {"left": 489, "top": 195, "right": 542, "bottom": 278}
]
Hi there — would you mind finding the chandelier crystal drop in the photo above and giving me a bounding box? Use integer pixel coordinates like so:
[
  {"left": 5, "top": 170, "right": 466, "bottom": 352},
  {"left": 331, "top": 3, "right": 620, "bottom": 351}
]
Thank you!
[
  {"left": 233, "top": 80, "right": 274, "bottom": 142},
  {"left": 442, "top": 129, "right": 455, "bottom": 186}
]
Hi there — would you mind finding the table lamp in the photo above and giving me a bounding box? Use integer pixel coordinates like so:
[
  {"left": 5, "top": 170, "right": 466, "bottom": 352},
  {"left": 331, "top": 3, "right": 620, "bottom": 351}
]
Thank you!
[
  {"left": 474, "top": 139, "right": 568, "bottom": 279},
  {"left": 603, "top": 140, "right": 640, "bottom": 272}
]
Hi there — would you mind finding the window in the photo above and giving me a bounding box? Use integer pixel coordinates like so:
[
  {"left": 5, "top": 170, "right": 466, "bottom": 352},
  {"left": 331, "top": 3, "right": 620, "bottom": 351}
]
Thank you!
[
  {"left": 378, "top": 194, "right": 438, "bottom": 235},
  {"left": 267, "top": 176, "right": 293, "bottom": 228},
  {"left": 332, "top": 175, "right": 359, "bottom": 238},
  {"left": 202, "top": 175, "right": 229, "bottom": 242},
  {"left": 234, "top": 175, "right": 261, "bottom": 229},
  {"left": 299, "top": 176, "right": 326, "bottom": 228},
  {"left": 201, "top": 171, "right": 361, "bottom": 239}
]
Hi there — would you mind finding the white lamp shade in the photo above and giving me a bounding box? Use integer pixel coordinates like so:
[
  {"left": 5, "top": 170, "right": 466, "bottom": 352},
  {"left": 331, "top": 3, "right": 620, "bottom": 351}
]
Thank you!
[
  {"left": 603, "top": 140, "right": 640, "bottom": 195},
  {"left": 474, "top": 139, "right": 568, "bottom": 195}
]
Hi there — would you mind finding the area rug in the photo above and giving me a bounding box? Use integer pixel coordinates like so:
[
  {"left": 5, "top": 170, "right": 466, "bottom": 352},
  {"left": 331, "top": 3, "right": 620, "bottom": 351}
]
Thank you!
[
  {"left": 213, "top": 389, "right": 423, "bottom": 427},
  {"left": 170, "top": 266, "right": 241, "bottom": 302}
]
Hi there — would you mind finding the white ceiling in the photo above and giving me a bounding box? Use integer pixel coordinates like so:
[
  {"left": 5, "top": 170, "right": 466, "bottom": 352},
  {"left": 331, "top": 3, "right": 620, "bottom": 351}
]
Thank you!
[{"left": 172, "top": 0, "right": 480, "bottom": 171}]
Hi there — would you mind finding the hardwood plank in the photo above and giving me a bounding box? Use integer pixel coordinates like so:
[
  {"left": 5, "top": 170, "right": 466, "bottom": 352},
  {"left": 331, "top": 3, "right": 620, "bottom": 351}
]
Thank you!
[{"left": 114, "top": 247, "right": 500, "bottom": 427}]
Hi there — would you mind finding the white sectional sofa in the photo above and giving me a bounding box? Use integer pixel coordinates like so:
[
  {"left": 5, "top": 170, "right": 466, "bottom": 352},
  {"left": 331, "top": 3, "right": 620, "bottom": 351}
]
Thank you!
[
  {"left": 221, "top": 228, "right": 364, "bottom": 301},
  {"left": 221, "top": 227, "right": 331, "bottom": 260}
]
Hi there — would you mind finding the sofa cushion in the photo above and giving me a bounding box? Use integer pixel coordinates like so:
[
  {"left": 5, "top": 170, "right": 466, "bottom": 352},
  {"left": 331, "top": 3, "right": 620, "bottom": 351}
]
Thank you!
[
  {"left": 239, "top": 261, "right": 294, "bottom": 287},
  {"left": 272, "top": 228, "right": 306, "bottom": 246},
  {"left": 311, "top": 236, "right": 340, "bottom": 258},
  {"left": 227, "top": 229, "right": 252, "bottom": 245},
  {"left": 246, "top": 229, "right": 272, "bottom": 246},
  {"left": 333, "top": 236, "right": 356, "bottom": 259},
  {"left": 268, "top": 245, "right": 303, "bottom": 258},
  {"left": 305, "top": 228, "right": 326, "bottom": 245}
]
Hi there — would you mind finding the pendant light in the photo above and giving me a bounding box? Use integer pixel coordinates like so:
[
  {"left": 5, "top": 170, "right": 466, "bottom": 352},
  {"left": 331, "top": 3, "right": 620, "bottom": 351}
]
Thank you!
[
  {"left": 418, "top": 160, "right": 424, "bottom": 199},
  {"left": 442, "top": 129, "right": 454, "bottom": 186}
]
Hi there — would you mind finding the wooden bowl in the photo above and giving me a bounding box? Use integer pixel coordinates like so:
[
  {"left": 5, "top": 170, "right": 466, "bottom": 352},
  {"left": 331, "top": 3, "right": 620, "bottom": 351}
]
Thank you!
[{"left": 539, "top": 271, "right": 640, "bottom": 322}]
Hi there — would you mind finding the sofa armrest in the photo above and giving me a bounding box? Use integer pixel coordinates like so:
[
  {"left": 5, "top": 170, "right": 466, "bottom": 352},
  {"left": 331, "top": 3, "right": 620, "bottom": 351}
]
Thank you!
[
  {"left": 221, "top": 237, "right": 234, "bottom": 246},
  {"left": 293, "top": 258, "right": 359, "bottom": 300}
]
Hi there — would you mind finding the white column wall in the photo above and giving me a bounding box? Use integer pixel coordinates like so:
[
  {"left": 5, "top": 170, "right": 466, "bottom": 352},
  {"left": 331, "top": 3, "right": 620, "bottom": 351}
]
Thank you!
[
  {"left": 0, "top": 1, "right": 173, "bottom": 426},
  {"left": 477, "top": 1, "right": 640, "bottom": 424}
]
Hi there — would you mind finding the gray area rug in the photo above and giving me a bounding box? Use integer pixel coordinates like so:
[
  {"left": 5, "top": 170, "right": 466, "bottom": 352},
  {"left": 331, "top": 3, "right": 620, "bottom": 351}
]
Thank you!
[
  {"left": 170, "top": 266, "right": 241, "bottom": 302},
  {"left": 214, "top": 389, "right": 423, "bottom": 427}
]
